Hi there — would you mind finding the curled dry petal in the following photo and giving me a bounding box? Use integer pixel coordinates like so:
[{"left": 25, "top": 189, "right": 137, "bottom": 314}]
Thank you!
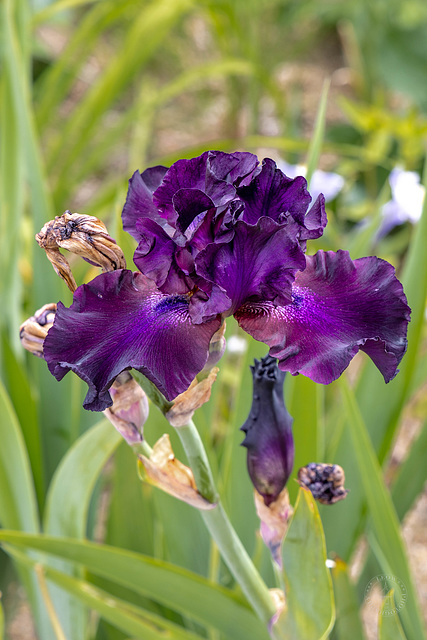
[
  {"left": 255, "top": 486, "right": 293, "bottom": 568},
  {"left": 297, "top": 462, "right": 348, "bottom": 505},
  {"left": 36, "top": 211, "right": 126, "bottom": 291},
  {"left": 103, "top": 372, "right": 149, "bottom": 445},
  {"left": 19, "top": 303, "right": 57, "bottom": 358},
  {"left": 138, "top": 434, "right": 216, "bottom": 509},
  {"left": 166, "top": 367, "right": 219, "bottom": 427},
  {"left": 268, "top": 588, "right": 287, "bottom": 632}
]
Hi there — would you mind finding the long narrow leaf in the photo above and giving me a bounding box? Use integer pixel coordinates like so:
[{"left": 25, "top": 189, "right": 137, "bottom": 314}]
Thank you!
[
  {"left": 331, "top": 558, "right": 365, "bottom": 640},
  {"left": 378, "top": 590, "right": 408, "bottom": 640},
  {"left": 274, "top": 488, "right": 335, "bottom": 640},
  {"left": 0, "top": 531, "right": 270, "bottom": 640},
  {"left": 339, "top": 376, "right": 426, "bottom": 640},
  {"left": 6, "top": 547, "right": 203, "bottom": 640},
  {"left": 43, "top": 420, "right": 122, "bottom": 640}
]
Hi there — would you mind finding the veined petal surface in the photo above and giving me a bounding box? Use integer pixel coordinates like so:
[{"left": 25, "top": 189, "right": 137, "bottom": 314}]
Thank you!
[
  {"left": 236, "top": 250, "right": 410, "bottom": 384},
  {"left": 44, "top": 270, "right": 221, "bottom": 410}
]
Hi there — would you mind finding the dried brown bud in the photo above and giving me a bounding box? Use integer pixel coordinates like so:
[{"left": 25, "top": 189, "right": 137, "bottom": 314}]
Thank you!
[
  {"left": 138, "top": 434, "right": 216, "bottom": 510},
  {"left": 255, "top": 486, "right": 293, "bottom": 567},
  {"left": 103, "top": 372, "right": 149, "bottom": 445},
  {"left": 19, "top": 303, "right": 57, "bottom": 358},
  {"left": 36, "top": 211, "right": 126, "bottom": 292},
  {"left": 297, "top": 463, "right": 348, "bottom": 505},
  {"left": 166, "top": 367, "right": 219, "bottom": 427}
]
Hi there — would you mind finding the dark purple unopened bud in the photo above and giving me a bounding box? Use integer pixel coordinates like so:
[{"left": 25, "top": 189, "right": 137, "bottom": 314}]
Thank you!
[{"left": 241, "top": 355, "right": 294, "bottom": 506}]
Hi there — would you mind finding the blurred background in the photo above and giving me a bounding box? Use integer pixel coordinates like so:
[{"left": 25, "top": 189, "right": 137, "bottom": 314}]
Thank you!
[{"left": 1, "top": 0, "right": 427, "bottom": 638}]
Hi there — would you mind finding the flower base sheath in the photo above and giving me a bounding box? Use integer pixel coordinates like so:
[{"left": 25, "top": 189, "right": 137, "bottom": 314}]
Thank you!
[{"left": 43, "top": 151, "right": 411, "bottom": 411}]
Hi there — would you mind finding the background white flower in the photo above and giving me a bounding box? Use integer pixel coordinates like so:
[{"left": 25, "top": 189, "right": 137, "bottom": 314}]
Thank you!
[{"left": 278, "top": 160, "right": 344, "bottom": 203}]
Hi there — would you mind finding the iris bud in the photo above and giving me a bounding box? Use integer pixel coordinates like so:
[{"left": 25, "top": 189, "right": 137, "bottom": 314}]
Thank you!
[
  {"left": 36, "top": 211, "right": 126, "bottom": 292},
  {"left": 105, "top": 372, "right": 149, "bottom": 445},
  {"left": 241, "top": 355, "right": 294, "bottom": 505},
  {"left": 19, "top": 303, "right": 57, "bottom": 358}
]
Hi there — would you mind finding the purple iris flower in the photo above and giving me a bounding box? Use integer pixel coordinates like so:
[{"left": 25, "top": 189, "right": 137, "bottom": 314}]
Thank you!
[{"left": 44, "top": 150, "right": 410, "bottom": 411}]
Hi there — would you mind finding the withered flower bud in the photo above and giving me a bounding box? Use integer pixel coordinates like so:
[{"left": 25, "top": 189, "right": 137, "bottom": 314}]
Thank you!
[
  {"left": 36, "top": 211, "right": 126, "bottom": 292},
  {"left": 104, "top": 372, "right": 149, "bottom": 445},
  {"left": 241, "top": 355, "right": 294, "bottom": 506},
  {"left": 19, "top": 303, "right": 57, "bottom": 358},
  {"left": 297, "top": 463, "right": 348, "bottom": 505},
  {"left": 199, "top": 322, "right": 226, "bottom": 377}
]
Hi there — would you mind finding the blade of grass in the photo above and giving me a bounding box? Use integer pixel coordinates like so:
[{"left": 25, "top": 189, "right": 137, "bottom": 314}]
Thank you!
[
  {"left": 43, "top": 420, "right": 122, "bottom": 640},
  {"left": 378, "top": 590, "right": 408, "bottom": 640},
  {"left": 1, "top": 337, "right": 45, "bottom": 511},
  {"left": 0, "top": 378, "right": 55, "bottom": 638},
  {"left": 304, "top": 78, "right": 330, "bottom": 187},
  {"left": 339, "top": 375, "right": 426, "bottom": 640}
]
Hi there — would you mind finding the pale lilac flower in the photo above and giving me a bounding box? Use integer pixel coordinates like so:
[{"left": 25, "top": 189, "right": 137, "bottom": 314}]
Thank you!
[{"left": 379, "top": 167, "right": 425, "bottom": 237}]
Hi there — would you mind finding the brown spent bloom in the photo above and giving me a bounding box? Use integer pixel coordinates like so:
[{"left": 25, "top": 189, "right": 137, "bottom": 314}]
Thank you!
[
  {"left": 138, "top": 434, "right": 216, "bottom": 510},
  {"left": 19, "top": 303, "right": 57, "bottom": 358},
  {"left": 297, "top": 462, "right": 348, "bottom": 505},
  {"left": 104, "top": 372, "right": 149, "bottom": 445},
  {"left": 36, "top": 210, "right": 126, "bottom": 292}
]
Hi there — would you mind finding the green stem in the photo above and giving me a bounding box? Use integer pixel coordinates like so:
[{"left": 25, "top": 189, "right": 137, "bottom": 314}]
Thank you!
[{"left": 176, "top": 419, "right": 277, "bottom": 630}]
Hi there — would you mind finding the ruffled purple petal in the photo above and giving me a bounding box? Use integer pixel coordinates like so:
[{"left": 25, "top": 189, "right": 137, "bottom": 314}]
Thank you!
[
  {"left": 235, "top": 250, "right": 410, "bottom": 384},
  {"left": 196, "top": 217, "right": 306, "bottom": 314},
  {"left": 121, "top": 167, "right": 168, "bottom": 240},
  {"left": 208, "top": 150, "right": 260, "bottom": 186},
  {"left": 173, "top": 189, "right": 215, "bottom": 232},
  {"left": 237, "top": 158, "right": 313, "bottom": 226},
  {"left": 133, "top": 218, "right": 192, "bottom": 294},
  {"left": 44, "top": 270, "right": 221, "bottom": 410}
]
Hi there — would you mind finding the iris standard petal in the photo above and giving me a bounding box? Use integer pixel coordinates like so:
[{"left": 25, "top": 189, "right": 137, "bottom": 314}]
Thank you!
[
  {"left": 153, "top": 152, "right": 233, "bottom": 223},
  {"left": 236, "top": 158, "right": 314, "bottom": 227},
  {"left": 235, "top": 250, "right": 410, "bottom": 384},
  {"left": 196, "top": 217, "right": 306, "bottom": 314},
  {"left": 122, "top": 166, "right": 169, "bottom": 240},
  {"left": 44, "top": 269, "right": 221, "bottom": 410}
]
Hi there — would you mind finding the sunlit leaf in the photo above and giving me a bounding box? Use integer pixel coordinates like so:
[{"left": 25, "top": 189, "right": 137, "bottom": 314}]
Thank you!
[{"left": 274, "top": 488, "right": 335, "bottom": 640}]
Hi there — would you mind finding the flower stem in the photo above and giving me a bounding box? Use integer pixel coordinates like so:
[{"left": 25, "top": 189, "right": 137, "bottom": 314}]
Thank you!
[{"left": 176, "top": 419, "right": 277, "bottom": 629}]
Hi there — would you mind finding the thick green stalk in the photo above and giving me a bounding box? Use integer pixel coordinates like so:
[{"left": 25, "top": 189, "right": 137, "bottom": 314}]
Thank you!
[{"left": 176, "top": 419, "right": 277, "bottom": 631}]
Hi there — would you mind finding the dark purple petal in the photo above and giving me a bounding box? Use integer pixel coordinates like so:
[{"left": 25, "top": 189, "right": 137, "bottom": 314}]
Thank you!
[
  {"left": 153, "top": 151, "right": 251, "bottom": 224},
  {"left": 237, "top": 158, "right": 313, "bottom": 226},
  {"left": 241, "top": 355, "right": 294, "bottom": 506},
  {"left": 133, "top": 219, "right": 184, "bottom": 290},
  {"left": 196, "top": 217, "right": 306, "bottom": 314},
  {"left": 235, "top": 250, "right": 410, "bottom": 384},
  {"left": 300, "top": 194, "right": 327, "bottom": 241},
  {"left": 172, "top": 189, "right": 215, "bottom": 232},
  {"left": 44, "top": 270, "right": 221, "bottom": 410},
  {"left": 208, "top": 150, "right": 260, "bottom": 186},
  {"left": 121, "top": 167, "right": 168, "bottom": 240}
]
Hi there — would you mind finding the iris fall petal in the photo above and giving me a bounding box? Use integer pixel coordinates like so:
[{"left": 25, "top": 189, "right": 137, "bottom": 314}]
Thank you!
[
  {"left": 236, "top": 250, "right": 410, "bottom": 384},
  {"left": 44, "top": 269, "right": 221, "bottom": 410}
]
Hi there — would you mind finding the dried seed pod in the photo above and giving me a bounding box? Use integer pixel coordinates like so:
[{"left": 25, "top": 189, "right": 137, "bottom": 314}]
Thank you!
[
  {"left": 36, "top": 211, "right": 126, "bottom": 291},
  {"left": 297, "top": 462, "right": 348, "bottom": 505},
  {"left": 19, "top": 303, "right": 57, "bottom": 358}
]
